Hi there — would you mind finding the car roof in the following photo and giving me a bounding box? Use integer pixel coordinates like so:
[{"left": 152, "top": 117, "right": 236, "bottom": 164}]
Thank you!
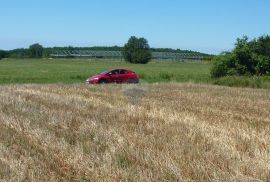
[
  {"left": 100, "top": 69, "right": 131, "bottom": 75},
  {"left": 110, "top": 69, "right": 130, "bottom": 71}
]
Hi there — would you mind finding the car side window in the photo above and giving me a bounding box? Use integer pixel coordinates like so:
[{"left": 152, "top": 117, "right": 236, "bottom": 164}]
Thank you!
[
  {"left": 111, "top": 70, "right": 119, "bottom": 75},
  {"left": 120, "top": 69, "right": 128, "bottom": 74}
]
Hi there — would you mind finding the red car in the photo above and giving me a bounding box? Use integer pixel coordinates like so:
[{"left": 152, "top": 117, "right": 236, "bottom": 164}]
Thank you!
[{"left": 86, "top": 69, "right": 139, "bottom": 84}]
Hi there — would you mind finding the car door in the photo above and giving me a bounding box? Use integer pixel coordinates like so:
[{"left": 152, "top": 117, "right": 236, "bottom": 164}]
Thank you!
[
  {"left": 119, "top": 69, "right": 129, "bottom": 83},
  {"left": 109, "top": 69, "right": 120, "bottom": 83}
]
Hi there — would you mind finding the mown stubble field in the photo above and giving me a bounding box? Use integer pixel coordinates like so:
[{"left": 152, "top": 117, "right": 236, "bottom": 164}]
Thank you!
[{"left": 0, "top": 83, "right": 270, "bottom": 181}]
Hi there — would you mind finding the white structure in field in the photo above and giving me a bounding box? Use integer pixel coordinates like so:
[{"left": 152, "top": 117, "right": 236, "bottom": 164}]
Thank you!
[{"left": 50, "top": 50, "right": 205, "bottom": 60}]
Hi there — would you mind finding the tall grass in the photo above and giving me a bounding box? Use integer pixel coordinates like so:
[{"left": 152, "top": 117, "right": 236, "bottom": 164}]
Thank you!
[{"left": 213, "top": 76, "right": 270, "bottom": 89}]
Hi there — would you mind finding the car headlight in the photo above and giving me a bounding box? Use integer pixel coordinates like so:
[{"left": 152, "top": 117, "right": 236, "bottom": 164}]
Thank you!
[{"left": 91, "top": 78, "right": 99, "bottom": 80}]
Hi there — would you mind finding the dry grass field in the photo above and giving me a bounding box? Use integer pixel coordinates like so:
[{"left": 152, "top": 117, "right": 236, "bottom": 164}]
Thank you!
[{"left": 0, "top": 83, "right": 270, "bottom": 181}]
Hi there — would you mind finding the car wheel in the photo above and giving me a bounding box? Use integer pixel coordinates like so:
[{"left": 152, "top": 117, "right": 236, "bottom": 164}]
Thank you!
[{"left": 127, "top": 79, "right": 139, "bottom": 84}]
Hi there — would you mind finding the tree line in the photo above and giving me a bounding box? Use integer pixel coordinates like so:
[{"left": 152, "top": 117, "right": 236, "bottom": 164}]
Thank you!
[{"left": 0, "top": 36, "right": 211, "bottom": 62}]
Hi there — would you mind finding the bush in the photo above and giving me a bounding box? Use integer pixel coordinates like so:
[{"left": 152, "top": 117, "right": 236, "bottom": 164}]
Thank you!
[
  {"left": 211, "top": 60, "right": 228, "bottom": 78},
  {"left": 255, "top": 55, "right": 270, "bottom": 75},
  {"left": 210, "top": 53, "right": 235, "bottom": 78},
  {"left": 211, "top": 35, "right": 270, "bottom": 78}
]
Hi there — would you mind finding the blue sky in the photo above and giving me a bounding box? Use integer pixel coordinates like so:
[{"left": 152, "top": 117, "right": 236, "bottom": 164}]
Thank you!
[{"left": 1, "top": 0, "right": 270, "bottom": 54}]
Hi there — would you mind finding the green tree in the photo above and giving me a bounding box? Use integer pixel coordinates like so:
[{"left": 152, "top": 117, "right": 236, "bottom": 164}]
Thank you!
[
  {"left": 29, "top": 43, "right": 44, "bottom": 58},
  {"left": 123, "top": 36, "right": 152, "bottom": 64},
  {"left": 233, "top": 36, "right": 256, "bottom": 75},
  {"left": 0, "top": 50, "right": 8, "bottom": 59}
]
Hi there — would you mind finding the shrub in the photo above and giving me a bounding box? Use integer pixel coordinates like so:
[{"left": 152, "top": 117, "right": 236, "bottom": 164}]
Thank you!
[
  {"left": 211, "top": 35, "right": 270, "bottom": 78},
  {"left": 210, "top": 53, "right": 234, "bottom": 78},
  {"left": 211, "top": 60, "right": 228, "bottom": 78},
  {"left": 255, "top": 56, "right": 270, "bottom": 75}
]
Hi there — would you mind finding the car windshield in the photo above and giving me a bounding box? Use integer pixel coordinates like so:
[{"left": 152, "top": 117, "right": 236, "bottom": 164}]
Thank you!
[{"left": 100, "top": 70, "right": 110, "bottom": 75}]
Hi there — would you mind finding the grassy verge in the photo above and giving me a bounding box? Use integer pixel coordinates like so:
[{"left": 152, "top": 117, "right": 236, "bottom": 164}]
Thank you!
[
  {"left": 213, "top": 76, "right": 270, "bottom": 89},
  {"left": 1, "top": 58, "right": 270, "bottom": 89},
  {"left": 0, "top": 58, "right": 211, "bottom": 84}
]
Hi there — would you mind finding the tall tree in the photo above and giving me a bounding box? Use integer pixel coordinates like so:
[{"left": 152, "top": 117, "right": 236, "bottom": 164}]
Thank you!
[
  {"left": 123, "top": 36, "right": 152, "bottom": 64},
  {"left": 29, "top": 43, "right": 44, "bottom": 58}
]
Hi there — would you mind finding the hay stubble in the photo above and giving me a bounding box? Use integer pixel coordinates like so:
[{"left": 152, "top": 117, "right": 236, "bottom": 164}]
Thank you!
[{"left": 0, "top": 83, "right": 269, "bottom": 181}]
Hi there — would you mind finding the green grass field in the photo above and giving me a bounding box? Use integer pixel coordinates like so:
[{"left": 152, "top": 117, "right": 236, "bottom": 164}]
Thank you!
[
  {"left": 1, "top": 58, "right": 270, "bottom": 88},
  {"left": 0, "top": 58, "right": 211, "bottom": 84}
]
